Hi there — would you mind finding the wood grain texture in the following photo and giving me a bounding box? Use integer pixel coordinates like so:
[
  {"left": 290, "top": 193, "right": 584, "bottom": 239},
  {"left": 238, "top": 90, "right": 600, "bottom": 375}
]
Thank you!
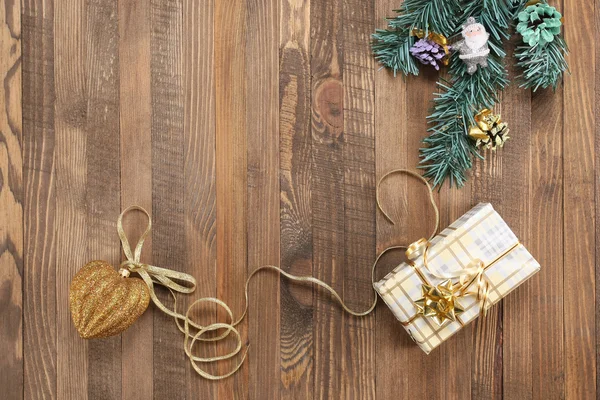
[
  {"left": 214, "top": 0, "right": 248, "bottom": 396},
  {"left": 310, "top": 0, "right": 346, "bottom": 397},
  {"left": 22, "top": 0, "right": 56, "bottom": 398},
  {"left": 84, "top": 1, "right": 122, "bottom": 398},
  {"left": 0, "top": 0, "right": 22, "bottom": 398},
  {"left": 54, "top": 0, "right": 89, "bottom": 397},
  {"left": 246, "top": 0, "right": 281, "bottom": 398},
  {"left": 12, "top": 0, "right": 600, "bottom": 398},
  {"left": 341, "top": 0, "right": 376, "bottom": 397},
  {"left": 118, "top": 0, "right": 154, "bottom": 399},
  {"left": 279, "top": 0, "right": 314, "bottom": 398},
  {"left": 530, "top": 63, "right": 565, "bottom": 400},
  {"left": 563, "top": 0, "right": 597, "bottom": 398},
  {"left": 150, "top": 0, "right": 187, "bottom": 398},
  {"left": 182, "top": 0, "right": 216, "bottom": 398}
]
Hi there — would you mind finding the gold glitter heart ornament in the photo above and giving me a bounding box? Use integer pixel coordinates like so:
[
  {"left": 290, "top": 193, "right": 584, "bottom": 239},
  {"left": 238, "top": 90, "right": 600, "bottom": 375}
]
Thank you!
[{"left": 69, "top": 260, "right": 150, "bottom": 339}]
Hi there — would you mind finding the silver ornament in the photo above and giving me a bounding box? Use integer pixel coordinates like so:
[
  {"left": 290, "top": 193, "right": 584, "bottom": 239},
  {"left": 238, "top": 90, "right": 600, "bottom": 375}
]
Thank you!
[{"left": 454, "top": 17, "right": 490, "bottom": 75}]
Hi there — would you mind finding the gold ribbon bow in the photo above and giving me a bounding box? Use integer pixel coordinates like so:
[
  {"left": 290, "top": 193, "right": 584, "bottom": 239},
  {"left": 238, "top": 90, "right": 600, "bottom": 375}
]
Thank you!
[
  {"left": 407, "top": 238, "right": 491, "bottom": 321},
  {"left": 411, "top": 28, "right": 451, "bottom": 65},
  {"left": 468, "top": 108, "right": 500, "bottom": 140},
  {"left": 117, "top": 206, "right": 250, "bottom": 380}
]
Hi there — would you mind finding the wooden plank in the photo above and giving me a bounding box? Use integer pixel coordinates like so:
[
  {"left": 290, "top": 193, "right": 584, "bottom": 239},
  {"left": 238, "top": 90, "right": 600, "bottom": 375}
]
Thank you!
[
  {"left": 597, "top": 0, "right": 600, "bottom": 393},
  {"left": 438, "top": 179, "right": 473, "bottom": 400},
  {"left": 84, "top": 1, "right": 122, "bottom": 398},
  {"left": 22, "top": 0, "right": 57, "bottom": 398},
  {"left": 529, "top": 56, "right": 565, "bottom": 400},
  {"left": 407, "top": 68, "right": 446, "bottom": 399},
  {"left": 341, "top": 0, "right": 376, "bottom": 398},
  {"left": 597, "top": 1, "right": 600, "bottom": 397},
  {"left": 150, "top": 0, "right": 186, "bottom": 397},
  {"left": 373, "top": 1, "right": 413, "bottom": 399},
  {"left": 182, "top": 0, "right": 217, "bottom": 397},
  {"left": 309, "top": 0, "right": 346, "bottom": 397},
  {"left": 279, "top": 0, "right": 314, "bottom": 398},
  {"left": 500, "top": 35, "right": 533, "bottom": 400},
  {"left": 563, "top": 0, "right": 597, "bottom": 397},
  {"left": 0, "top": 0, "right": 23, "bottom": 398},
  {"left": 214, "top": 0, "right": 248, "bottom": 396},
  {"left": 54, "top": 0, "right": 89, "bottom": 397},
  {"left": 118, "top": 0, "right": 154, "bottom": 399},
  {"left": 471, "top": 99, "right": 505, "bottom": 400},
  {"left": 246, "top": 0, "right": 281, "bottom": 398}
]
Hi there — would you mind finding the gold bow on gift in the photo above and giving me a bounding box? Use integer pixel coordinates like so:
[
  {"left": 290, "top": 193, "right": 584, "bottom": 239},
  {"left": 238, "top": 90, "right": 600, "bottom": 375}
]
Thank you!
[
  {"left": 411, "top": 29, "right": 451, "bottom": 65},
  {"left": 406, "top": 239, "right": 491, "bottom": 325}
]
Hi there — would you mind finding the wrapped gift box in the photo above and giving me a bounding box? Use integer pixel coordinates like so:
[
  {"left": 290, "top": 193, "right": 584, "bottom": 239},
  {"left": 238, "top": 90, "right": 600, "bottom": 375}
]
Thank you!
[{"left": 374, "top": 203, "right": 540, "bottom": 354}]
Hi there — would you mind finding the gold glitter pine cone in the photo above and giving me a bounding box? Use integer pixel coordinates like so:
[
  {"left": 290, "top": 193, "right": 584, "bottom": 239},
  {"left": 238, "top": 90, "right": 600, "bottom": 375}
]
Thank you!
[
  {"left": 469, "top": 109, "right": 510, "bottom": 151},
  {"left": 477, "top": 120, "right": 509, "bottom": 150},
  {"left": 69, "top": 260, "right": 150, "bottom": 339}
]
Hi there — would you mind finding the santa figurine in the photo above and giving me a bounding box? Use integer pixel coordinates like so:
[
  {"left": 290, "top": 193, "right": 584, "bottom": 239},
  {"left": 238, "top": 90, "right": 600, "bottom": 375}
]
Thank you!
[{"left": 453, "top": 17, "right": 490, "bottom": 75}]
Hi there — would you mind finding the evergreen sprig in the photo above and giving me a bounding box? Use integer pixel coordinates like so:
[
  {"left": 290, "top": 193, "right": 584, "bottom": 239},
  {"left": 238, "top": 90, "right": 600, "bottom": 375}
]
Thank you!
[
  {"left": 514, "top": 37, "right": 568, "bottom": 91},
  {"left": 419, "top": 1, "right": 512, "bottom": 187},
  {"left": 372, "top": 0, "right": 462, "bottom": 76}
]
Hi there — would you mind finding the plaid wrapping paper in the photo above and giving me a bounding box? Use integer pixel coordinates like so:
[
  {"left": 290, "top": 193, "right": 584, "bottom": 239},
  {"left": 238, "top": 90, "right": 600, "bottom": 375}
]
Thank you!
[{"left": 373, "top": 203, "right": 540, "bottom": 354}]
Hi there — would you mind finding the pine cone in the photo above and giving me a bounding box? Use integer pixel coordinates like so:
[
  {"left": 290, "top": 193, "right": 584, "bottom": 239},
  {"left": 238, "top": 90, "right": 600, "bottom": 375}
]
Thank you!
[
  {"left": 410, "top": 38, "right": 446, "bottom": 70},
  {"left": 475, "top": 115, "right": 510, "bottom": 151},
  {"left": 517, "top": 3, "right": 562, "bottom": 47}
]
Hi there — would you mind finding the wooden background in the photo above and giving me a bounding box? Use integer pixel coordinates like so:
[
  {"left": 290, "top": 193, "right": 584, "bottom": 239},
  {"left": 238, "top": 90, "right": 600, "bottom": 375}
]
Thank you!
[{"left": 1, "top": 0, "right": 596, "bottom": 398}]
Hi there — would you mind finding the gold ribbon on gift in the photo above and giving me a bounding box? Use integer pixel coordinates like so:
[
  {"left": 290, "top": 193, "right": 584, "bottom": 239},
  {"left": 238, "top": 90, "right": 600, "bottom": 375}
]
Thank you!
[
  {"left": 411, "top": 240, "right": 491, "bottom": 318},
  {"left": 410, "top": 28, "right": 451, "bottom": 65}
]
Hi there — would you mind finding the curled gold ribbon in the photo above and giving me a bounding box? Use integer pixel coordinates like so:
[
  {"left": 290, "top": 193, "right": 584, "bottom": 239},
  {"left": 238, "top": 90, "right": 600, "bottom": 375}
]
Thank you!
[
  {"left": 116, "top": 206, "right": 404, "bottom": 380},
  {"left": 376, "top": 169, "right": 439, "bottom": 237},
  {"left": 116, "top": 169, "right": 441, "bottom": 380}
]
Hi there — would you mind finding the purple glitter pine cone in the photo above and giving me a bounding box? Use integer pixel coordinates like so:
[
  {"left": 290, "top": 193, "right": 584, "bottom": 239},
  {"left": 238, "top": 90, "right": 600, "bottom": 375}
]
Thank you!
[{"left": 410, "top": 38, "right": 446, "bottom": 70}]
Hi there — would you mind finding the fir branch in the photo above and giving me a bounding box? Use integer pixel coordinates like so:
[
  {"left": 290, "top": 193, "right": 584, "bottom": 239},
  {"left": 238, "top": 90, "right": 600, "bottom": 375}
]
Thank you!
[
  {"left": 372, "top": 28, "right": 418, "bottom": 76},
  {"left": 388, "top": 0, "right": 463, "bottom": 37},
  {"left": 371, "top": 0, "right": 462, "bottom": 76},
  {"left": 514, "top": 37, "right": 568, "bottom": 91},
  {"left": 419, "top": 0, "right": 513, "bottom": 188}
]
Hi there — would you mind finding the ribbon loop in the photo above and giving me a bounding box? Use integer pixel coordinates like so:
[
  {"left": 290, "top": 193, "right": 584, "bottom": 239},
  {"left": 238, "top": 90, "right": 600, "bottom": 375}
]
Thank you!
[
  {"left": 406, "top": 238, "right": 428, "bottom": 264},
  {"left": 117, "top": 205, "right": 152, "bottom": 265}
]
